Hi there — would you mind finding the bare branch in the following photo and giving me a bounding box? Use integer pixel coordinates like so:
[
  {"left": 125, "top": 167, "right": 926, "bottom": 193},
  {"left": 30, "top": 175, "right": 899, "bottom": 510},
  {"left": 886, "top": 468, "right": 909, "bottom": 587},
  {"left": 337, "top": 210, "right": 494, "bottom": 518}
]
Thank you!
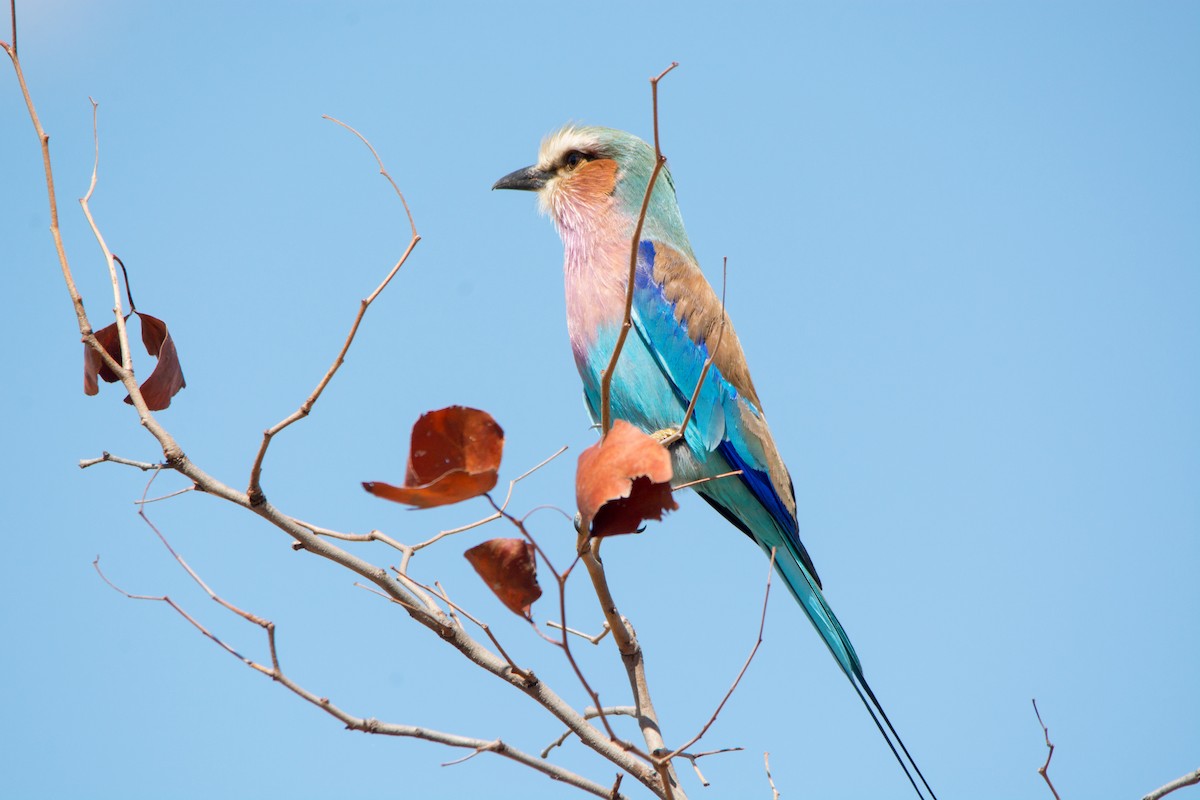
[
  {"left": 578, "top": 532, "right": 680, "bottom": 793},
  {"left": 95, "top": 544, "right": 626, "bottom": 800},
  {"left": 246, "top": 118, "right": 420, "bottom": 506},
  {"left": 1032, "top": 699, "right": 1062, "bottom": 800},
  {"left": 1143, "top": 768, "right": 1200, "bottom": 800},
  {"left": 79, "top": 451, "right": 164, "bottom": 470},
  {"left": 134, "top": 486, "right": 195, "bottom": 505},
  {"left": 676, "top": 747, "right": 743, "bottom": 788},
  {"left": 8, "top": 31, "right": 673, "bottom": 797},
  {"left": 599, "top": 61, "right": 679, "bottom": 436},
  {"left": 660, "top": 548, "right": 774, "bottom": 763},
  {"left": 547, "top": 619, "right": 611, "bottom": 645},
  {"left": 764, "top": 752, "right": 781, "bottom": 800},
  {"left": 671, "top": 469, "right": 742, "bottom": 492},
  {"left": 80, "top": 99, "right": 133, "bottom": 377},
  {"left": 421, "top": 578, "right": 534, "bottom": 684},
  {"left": 94, "top": 557, "right": 270, "bottom": 675},
  {"left": 290, "top": 518, "right": 410, "bottom": 554},
  {"left": 542, "top": 707, "right": 640, "bottom": 758}
]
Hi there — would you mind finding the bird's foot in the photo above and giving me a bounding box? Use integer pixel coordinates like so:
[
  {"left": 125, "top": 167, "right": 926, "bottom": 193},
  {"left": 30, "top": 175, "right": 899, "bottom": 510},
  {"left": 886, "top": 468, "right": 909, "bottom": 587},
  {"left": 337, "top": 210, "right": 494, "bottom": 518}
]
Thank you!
[{"left": 650, "top": 427, "right": 681, "bottom": 446}]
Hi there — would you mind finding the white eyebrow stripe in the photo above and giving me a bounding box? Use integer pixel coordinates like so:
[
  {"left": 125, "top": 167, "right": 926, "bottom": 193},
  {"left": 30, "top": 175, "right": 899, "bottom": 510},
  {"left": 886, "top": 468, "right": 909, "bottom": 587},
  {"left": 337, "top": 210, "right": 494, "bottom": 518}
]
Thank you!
[{"left": 537, "top": 126, "right": 602, "bottom": 170}]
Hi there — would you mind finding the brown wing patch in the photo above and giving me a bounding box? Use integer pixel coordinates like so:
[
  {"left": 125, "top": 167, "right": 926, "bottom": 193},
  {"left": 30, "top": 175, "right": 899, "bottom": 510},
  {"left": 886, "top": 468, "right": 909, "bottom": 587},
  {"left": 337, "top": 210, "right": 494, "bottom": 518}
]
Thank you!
[{"left": 650, "top": 242, "right": 798, "bottom": 523}]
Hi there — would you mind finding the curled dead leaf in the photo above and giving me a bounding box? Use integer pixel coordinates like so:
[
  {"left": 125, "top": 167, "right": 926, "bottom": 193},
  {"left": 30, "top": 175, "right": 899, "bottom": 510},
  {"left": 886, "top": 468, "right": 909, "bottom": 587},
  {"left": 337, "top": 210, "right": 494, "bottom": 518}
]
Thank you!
[
  {"left": 363, "top": 406, "right": 504, "bottom": 508},
  {"left": 83, "top": 311, "right": 186, "bottom": 411},
  {"left": 464, "top": 538, "right": 542, "bottom": 618},
  {"left": 576, "top": 419, "right": 678, "bottom": 537}
]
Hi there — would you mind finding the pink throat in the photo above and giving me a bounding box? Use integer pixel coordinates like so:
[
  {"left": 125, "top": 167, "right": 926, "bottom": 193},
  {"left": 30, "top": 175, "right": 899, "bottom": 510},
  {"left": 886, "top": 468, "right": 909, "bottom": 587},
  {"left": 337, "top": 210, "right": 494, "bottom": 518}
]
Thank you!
[{"left": 555, "top": 203, "right": 635, "bottom": 364}]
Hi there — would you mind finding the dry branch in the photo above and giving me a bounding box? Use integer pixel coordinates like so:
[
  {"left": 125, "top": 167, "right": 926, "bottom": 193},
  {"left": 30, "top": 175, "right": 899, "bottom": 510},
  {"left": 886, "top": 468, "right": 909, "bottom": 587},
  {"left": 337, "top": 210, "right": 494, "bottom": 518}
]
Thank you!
[
  {"left": 1032, "top": 699, "right": 1061, "bottom": 800},
  {"left": 1143, "top": 768, "right": 1200, "bottom": 800},
  {"left": 246, "top": 116, "right": 420, "bottom": 507},
  {"left": 598, "top": 61, "right": 678, "bottom": 437},
  {"left": 93, "top": 519, "right": 626, "bottom": 800},
  {"left": 4, "top": 34, "right": 667, "bottom": 795}
]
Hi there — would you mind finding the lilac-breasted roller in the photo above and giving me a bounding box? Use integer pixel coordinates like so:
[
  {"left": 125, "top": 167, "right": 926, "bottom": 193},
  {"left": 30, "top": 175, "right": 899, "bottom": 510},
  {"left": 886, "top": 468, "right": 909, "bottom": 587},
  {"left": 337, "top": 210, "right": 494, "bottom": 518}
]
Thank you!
[{"left": 494, "top": 126, "right": 936, "bottom": 799}]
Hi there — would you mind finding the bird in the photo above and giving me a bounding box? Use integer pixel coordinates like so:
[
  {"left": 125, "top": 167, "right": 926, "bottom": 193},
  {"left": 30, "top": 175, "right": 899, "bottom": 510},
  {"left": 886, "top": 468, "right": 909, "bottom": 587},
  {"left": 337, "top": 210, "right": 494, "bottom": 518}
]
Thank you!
[{"left": 494, "top": 125, "right": 936, "bottom": 799}]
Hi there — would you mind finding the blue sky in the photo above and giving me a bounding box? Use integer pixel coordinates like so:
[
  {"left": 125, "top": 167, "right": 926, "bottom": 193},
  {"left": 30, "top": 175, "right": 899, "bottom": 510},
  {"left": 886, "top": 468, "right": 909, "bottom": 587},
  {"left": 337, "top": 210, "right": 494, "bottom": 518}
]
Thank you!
[{"left": 3, "top": 2, "right": 1197, "bottom": 799}]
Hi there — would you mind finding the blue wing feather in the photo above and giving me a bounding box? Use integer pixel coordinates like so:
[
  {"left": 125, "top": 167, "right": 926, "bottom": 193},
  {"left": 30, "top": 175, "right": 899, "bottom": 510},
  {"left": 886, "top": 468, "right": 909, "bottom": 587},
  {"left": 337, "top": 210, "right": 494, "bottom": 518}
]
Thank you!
[{"left": 627, "top": 240, "right": 862, "bottom": 676}]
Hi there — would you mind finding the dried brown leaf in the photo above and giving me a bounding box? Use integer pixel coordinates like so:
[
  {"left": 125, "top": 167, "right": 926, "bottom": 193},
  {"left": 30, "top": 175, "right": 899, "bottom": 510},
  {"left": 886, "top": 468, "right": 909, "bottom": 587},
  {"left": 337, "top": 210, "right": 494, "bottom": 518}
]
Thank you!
[
  {"left": 128, "top": 312, "right": 186, "bottom": 410},
  {"left": 464, "top": 538, "right": 542, "bottom": 618},
  {"left": 363, "top": 406, "right": 504, "bottom": 508},
  {"left": 82, "top": 312, "right": 186, "bottom": 410},
  {"left": 576, "top": 419, "right": 678, "bottom": 537},
  {"left": 83, "top": 320, "right": 123, "bottom": 395}
]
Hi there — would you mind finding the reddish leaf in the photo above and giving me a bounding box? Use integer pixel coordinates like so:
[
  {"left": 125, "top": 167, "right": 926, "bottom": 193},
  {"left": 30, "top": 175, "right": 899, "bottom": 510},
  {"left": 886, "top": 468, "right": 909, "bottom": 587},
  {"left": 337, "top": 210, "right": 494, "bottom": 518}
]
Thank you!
[
  {"left": 83, "top": 312, "right": 187, "bottom": 410},
  {"left": 576, "top": 419, "right": 678, "bottom": 537},
  {"left": 129, "top": 312, "right": 186, "bottom": 411},
  {"left": 363, "top": 406, "right": 504, "bottom": 508},
  {"left": 83, "top": 321, "right": 123, "bottom": 395},
  {"left": 464, "top": 538, "right": 542, "bottom": 618}
]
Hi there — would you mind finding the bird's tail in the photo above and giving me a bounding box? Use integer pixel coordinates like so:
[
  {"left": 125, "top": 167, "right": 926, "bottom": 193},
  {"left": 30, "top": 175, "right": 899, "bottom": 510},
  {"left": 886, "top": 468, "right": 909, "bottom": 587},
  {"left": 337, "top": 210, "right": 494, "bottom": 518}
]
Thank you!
[{"left": 770, "top": 539, "right": 939, "bottom": 800}]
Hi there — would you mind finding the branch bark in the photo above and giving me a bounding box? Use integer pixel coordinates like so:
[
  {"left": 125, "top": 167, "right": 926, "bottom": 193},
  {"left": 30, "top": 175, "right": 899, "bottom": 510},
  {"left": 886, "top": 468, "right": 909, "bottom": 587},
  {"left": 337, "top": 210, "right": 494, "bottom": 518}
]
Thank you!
[{"left": 4, "top": 35, "right": 667, "bottom": 797}]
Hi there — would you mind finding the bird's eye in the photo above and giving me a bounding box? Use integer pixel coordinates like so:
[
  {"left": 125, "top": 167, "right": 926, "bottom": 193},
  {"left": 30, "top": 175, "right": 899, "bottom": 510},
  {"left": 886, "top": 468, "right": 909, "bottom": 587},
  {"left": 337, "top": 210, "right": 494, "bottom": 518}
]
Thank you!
[{"left": 563, "top": 150, "right": 587, "bottom": 170}]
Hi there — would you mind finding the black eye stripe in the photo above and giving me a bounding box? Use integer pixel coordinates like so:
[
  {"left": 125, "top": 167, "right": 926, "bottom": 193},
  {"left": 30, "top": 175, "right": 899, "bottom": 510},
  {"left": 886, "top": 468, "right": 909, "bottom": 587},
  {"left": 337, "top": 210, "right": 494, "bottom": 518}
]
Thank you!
[{"left": 562, "top": 150, "right": 590, "bottom": 169}]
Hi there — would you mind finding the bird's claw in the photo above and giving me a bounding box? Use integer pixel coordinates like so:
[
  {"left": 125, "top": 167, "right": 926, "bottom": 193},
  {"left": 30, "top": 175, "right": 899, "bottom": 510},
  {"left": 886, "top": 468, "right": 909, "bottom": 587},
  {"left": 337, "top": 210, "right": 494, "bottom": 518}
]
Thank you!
[{"left": 650, "top": 427, "right": 680, "bottom": 446}]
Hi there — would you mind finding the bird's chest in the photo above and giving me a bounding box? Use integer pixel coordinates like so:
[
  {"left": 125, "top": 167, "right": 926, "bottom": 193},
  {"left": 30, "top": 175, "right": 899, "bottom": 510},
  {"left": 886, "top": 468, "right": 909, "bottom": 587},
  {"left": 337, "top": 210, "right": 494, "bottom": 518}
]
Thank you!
[{"left": 560, "top": 230, "right": 635, "bottom": 361}]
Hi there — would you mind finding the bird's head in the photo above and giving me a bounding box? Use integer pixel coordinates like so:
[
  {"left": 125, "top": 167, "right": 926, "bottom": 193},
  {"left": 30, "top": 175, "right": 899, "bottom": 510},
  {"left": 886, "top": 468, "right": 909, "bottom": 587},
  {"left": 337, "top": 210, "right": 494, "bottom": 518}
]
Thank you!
[{"left": 493, "top": 125, "right": 686, "bottom": 245}]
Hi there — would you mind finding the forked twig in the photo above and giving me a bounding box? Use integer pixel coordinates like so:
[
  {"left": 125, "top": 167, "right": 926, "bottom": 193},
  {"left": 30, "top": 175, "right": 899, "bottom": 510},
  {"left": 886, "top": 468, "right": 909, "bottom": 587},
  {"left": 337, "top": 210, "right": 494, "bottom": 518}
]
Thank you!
[
  {"left": 79, "top": 99, "right": 141, "bottom": 410},
  {"left": 547, "top": 619, "right": 611, "bottom": 645},
  {"left": 246, "top": 116, "right": 420, "bottom": 506},
  {"left": 94, "top": 502, "right": 626, "bottom": 800},
  {"left": 5, "top": 21, "right": 666, "bottom": 794},
  {"left": 422, "top": 578, "right": 534, "bottom": 683},
  {"left": 79, "top": 451, "right": 164, "bottom": 470},
  {"left": 1032, "top": 699, "right": 1061, "bottom": 800},
  {"left": 599, "top": 61, "right": 679, "bottom": 437},
  {"left": 659, "top": 548, "right": 774, "bottom": 764},
  {"left": 542, "top": 707, "right": 639, "bottom": 758},
  {"left": 677, "top": 747, "right": 744, "bottom": 788}
]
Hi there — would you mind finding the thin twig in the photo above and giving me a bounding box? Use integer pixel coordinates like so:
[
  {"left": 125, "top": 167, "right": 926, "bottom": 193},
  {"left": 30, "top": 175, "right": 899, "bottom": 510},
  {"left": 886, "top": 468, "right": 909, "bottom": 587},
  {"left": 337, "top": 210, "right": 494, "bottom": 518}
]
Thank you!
[
  {"left": 79, "top": 451, "right": 164, "bottom": 470},
  {"left": 419, "top": 578, "right": 533, "bottom": 683},
  {"left": 765, "top": 752, "right": 781, "bottom": 800},
  {"left": 94, "top": 557, "right": 270, "bottom": 674},
  {"left": 662, "top": 256, "right": 728, "bottom": 448},
  {"left": 660, "top": 548, "right": 774, "bottom": 763},
  {"left": 547, "top": 619, "right": 611, "bottom": 645},
  {"left": 1032, "top": 699, "right": 1061, "bottom": 800},
  {"left": 3, "top": 27, "right": 93, "bottom": 346},
  {"left": 79, "top": 99, "right": 139, "bottom": 404},
  {"left": 599, "top": 61, "right": 679, "bottom": 437},
  {"left": 671, "top": 469, "right": 743, "bottom": 492},
  {"left": 542, "top": 707, "right": 639, "bottom": 758},
  {"left": 246, "top": 117, "right": 420, "bottom": 506},
  {"left": 677, "top": 747, "right": 743, "bottom": 788},
  {"left": 134, "top": 486, "right": 195, "bottom": 505},
  {"left": 441, "top": 740, "right": 501, "bottom": 767},
  {"left": 7, "top": 33, "right": 662, "bottom": 796},
  {"left": 1143, "top": 768, "right": 1200, "bottom": 800},
  {"left": 578, "top": 532, "right": 673, "bottom": 771},
  {"left": 95, "top": 552, "right": 621, "bottom": 799}
]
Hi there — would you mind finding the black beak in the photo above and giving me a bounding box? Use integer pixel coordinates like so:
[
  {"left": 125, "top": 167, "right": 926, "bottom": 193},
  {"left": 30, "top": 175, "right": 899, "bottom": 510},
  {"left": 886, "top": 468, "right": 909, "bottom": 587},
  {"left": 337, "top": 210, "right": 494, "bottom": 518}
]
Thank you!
[{"left": 492, "top": 165, "right": 551, "bottom": 191}]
